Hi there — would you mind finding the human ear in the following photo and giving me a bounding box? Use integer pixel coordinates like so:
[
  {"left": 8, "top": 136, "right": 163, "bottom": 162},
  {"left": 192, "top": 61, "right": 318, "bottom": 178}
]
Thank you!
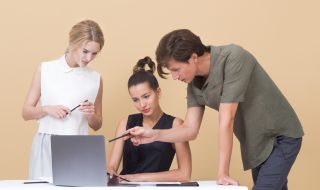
[
  {"left": 156, "top": 87, "right": 161, "bottom": 98},
  {"left": 189, "top": 53, "right": 198, "bottom": 64}
]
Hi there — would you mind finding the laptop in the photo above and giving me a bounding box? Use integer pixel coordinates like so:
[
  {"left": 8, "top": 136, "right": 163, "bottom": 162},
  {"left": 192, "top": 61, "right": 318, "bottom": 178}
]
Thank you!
[{"left": 51, "top": 135, "right": 107, "bottom": 187}]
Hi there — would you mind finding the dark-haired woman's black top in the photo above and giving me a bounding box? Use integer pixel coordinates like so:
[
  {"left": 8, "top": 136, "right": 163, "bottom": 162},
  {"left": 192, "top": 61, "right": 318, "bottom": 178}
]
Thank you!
[{"left": 120, "top": 113, "right": 176, "bottom": 175}]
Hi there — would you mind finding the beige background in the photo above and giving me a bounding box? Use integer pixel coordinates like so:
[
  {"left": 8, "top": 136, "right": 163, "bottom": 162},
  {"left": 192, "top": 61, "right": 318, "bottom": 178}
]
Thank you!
[{"left": 0, "top": 0, "right": 319, "bottom": 189}]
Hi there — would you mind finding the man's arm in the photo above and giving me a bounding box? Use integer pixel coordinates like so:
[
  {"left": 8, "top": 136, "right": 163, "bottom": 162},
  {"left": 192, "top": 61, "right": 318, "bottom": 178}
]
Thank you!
[
  {"left": 217, "top": 103, "right": 239, "bottom": 186},
  {"left": 128, "top": 106, "right": 205, "bottom": 144}
]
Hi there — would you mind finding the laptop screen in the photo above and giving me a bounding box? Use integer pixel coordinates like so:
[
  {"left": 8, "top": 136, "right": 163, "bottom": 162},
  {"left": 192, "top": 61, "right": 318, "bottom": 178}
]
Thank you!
[{"left": 51, "top": 135, "right": 107, "bottom": 187}]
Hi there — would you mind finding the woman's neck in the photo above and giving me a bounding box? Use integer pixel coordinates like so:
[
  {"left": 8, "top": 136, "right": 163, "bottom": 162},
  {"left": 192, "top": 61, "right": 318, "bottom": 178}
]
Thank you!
[
  {"left": 65, "top": 52, "right": 79, "bottom": 68},
  {"left": 142, "top": 108, "right": 164, "bottom": 128}
]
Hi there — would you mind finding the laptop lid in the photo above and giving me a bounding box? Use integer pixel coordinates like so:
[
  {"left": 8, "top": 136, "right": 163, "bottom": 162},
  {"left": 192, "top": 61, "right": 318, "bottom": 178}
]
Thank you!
[{"left": 51, "top": 135, "right": 107, "bottom": 187}]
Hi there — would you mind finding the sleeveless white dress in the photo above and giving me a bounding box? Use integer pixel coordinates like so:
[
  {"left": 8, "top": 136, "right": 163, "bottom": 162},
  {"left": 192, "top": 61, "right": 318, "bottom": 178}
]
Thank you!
[{"left": 29, "top": 55, "right": 100, "bottom": 179}]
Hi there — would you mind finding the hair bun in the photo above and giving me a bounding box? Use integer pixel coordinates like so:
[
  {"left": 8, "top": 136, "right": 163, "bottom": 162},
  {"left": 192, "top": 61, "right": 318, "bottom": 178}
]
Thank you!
[{"left": 133, "top": 56, "right": 155, "bottom": 74}]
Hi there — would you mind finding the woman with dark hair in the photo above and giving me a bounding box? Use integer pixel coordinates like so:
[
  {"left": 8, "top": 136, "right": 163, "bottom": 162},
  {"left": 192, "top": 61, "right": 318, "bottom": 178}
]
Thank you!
[
  {"left": 127, "top": 29, "right": 304, "bottom": 189},
  {"left": 107, "top": 56, "right": 191, "bottom": 182}
]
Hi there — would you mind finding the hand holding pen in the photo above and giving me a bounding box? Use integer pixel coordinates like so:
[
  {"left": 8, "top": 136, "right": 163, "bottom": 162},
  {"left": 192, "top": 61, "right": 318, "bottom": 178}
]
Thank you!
[
  {"left": 43, "top": 100, "right": 89, "bottom": 119},
  {"left": 69, "top": 100, "right": 96, "bottom": 119},
  {"left": 77, "top": 100, "right": 96, "bottom": 118},
  {"left": 42, "top": 105, "right": 70, "bottom": 119},
  {"left": 107, "top": 172, "right": 130, "bottom": 182},
  {"left": 69, "top": 99, "right": 88, "bottom": 113}
]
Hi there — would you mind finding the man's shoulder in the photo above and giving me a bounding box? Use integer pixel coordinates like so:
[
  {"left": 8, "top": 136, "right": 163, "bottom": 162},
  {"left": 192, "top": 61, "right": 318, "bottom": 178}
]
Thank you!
[{"left": 220, "top": 44, "right": 248, "bottom": 56}]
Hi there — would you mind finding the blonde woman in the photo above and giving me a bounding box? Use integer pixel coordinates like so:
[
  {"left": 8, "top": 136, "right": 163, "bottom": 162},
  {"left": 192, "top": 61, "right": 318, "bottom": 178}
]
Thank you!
[{"left": 22, "top": 20, "right": 104, "bottom": 179}]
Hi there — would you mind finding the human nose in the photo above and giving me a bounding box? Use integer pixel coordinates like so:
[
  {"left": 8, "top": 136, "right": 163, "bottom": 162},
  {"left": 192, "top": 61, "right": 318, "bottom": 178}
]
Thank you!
[
  {"left": 88, "top": 54, "right": 94, "bottom": 61},
  {"left": 139, "top": 99, "right": 147, "bottom": 108},
  {"left": 84, "top": 53, "right": 94, "bottom": 62},
  {"left": 171, "top": 72, "right": 179, "bottom": 80}
]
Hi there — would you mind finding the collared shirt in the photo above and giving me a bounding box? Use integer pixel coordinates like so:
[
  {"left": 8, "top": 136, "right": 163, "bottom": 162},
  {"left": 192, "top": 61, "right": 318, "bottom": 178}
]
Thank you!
[
  {"left": 187, "top": 44, "right": 304, "bottom": 170},
  {"left": 38, "top": 55, "right": 100, "bottom": 135}
]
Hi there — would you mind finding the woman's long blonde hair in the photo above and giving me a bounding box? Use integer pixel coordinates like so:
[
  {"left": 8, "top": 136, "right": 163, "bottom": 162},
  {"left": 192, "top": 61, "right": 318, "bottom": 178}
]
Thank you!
[{"left": 67, "top": 20, "right": 104, "bottom": 52}]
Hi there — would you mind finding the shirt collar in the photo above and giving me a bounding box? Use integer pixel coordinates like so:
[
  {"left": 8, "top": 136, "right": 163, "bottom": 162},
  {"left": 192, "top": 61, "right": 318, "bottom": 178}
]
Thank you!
[
  {"left": 59, "top": 55, "right": 86, "bottom": 73},
  {"left": 192, "top": 46, "right": 216, "bottom": 90},
  {"left": 59, "top": 55, "right": 73, "bottom": 73}
]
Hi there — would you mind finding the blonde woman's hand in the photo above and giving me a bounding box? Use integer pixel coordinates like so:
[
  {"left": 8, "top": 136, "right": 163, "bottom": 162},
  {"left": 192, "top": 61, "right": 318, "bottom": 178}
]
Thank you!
[
  {"left": 79, "top": 100, "right": 95, "bottom": 119},
  {"left": 43, "top": 105, "right": 70, "bottom": 119}
]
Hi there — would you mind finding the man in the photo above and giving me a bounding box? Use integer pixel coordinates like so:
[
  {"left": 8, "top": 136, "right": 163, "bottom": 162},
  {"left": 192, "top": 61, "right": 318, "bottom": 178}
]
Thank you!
[{"left": 127, "top": 29, "right": 303, "bottom": 190}]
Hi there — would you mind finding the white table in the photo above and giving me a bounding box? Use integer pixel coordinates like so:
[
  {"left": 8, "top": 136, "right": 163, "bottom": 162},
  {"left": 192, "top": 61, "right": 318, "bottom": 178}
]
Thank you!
[{"left": 0, "top": 180, "right": 247, "bottom": 190}]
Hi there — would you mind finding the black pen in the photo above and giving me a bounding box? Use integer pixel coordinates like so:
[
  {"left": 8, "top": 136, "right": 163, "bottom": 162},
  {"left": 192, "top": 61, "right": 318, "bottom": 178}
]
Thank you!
[
  {"left": 108, "top": 133, "right": 131, "bottom": 143},
  {"left": 70, "top": 100, "right": 88, "bottom": 112}
]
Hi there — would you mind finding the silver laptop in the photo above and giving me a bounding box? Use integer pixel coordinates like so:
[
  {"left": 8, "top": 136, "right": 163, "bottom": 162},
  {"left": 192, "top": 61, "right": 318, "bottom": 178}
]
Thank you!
[{"left": 51, "top": 135, "right": 107, "bottom": 187}]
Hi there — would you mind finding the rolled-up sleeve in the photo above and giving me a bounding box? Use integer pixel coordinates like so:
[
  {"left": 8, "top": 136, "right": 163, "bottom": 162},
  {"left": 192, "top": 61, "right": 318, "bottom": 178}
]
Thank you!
[{"left": 187, "top": 84, "right": 203, "bottom": 108}]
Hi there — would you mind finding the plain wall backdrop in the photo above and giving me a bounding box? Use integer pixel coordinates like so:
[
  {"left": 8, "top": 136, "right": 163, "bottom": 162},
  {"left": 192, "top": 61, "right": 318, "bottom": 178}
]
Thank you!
[{"left": 0, "top": 0, "right": 319, "bottom": 189}]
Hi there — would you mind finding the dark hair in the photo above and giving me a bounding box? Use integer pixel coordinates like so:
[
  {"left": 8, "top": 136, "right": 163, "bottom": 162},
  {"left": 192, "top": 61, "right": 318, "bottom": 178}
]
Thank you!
[
  {"left": 128, "top": 56, "right": 159, "bottom": 90},
  {"left": 155, "top": 29, "right": 209, "bottom": 78}
]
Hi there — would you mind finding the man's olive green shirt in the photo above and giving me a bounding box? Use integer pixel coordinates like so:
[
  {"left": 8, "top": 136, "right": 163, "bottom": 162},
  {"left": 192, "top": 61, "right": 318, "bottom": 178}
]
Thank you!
[{"left": 187, "top": 44, "right": 304, "bottom": 170}]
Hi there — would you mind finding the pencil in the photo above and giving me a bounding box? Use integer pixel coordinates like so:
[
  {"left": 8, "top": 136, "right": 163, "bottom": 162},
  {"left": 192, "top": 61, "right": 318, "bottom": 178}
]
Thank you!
[
  {"left": 70, "top": 100, "right": 88, "bottom": 112},
  {"left": 108, "top": 133, "right": 131, "bottom": 142}
]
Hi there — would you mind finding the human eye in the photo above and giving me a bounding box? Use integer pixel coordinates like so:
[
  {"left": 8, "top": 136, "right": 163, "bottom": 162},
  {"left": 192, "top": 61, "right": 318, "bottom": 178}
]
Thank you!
[
  {"left": 82, "top": 49, "right": 89, "bottom": 54},
  {"left": 172, "top": 68, "right": 180, "bottom": 72}
]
